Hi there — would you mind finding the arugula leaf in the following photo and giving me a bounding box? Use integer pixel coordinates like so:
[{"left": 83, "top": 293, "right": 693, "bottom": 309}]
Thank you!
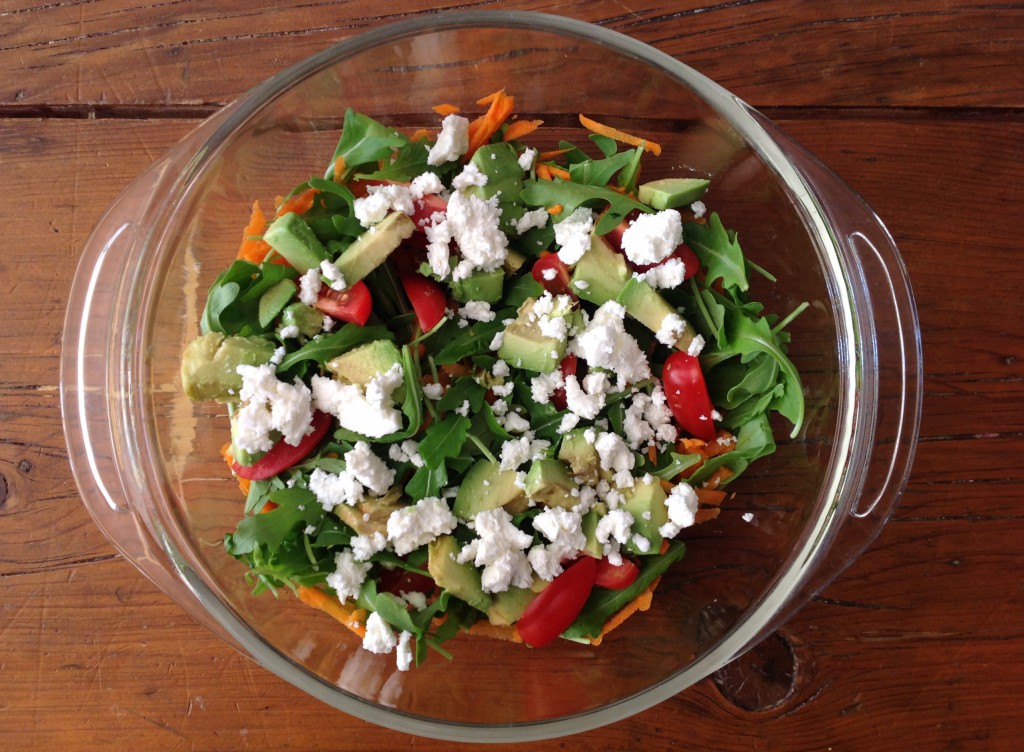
[
  {"left": 651, "top": 452, "right": 703, "bottom": 481},
  {"left": 503, "top": 274, "right": 543, "bottom": 308},
  {"left": 405, "top": 463, "right": 448, "bottom": 501},
  {"left": 684, "top": 213, "right": 749, "bottom": 292},
  {"left": 226, "top": 487, "right": 322, "bottom": 556},
  {"left": 437, "top": 377, "right": 487, "bottom": 415},
  {"left": 433, "top": 313, "right": 512, "bottom": 365},
  {"left": 568, "top": 149, "right": 636, "bottom": 187},
  {"left": 328, "top": 109, "right": 406, "bottom": 181},
  {"left": 687, "top": 413, "right": 777, "bottom": 486},
  {"left": 520, "top": 179, "right": 650, "bottom": 230},
  {"left": 354, "top": 138, "right": 432, "bottom": 182},
  {"left": 562, "top": 541, "right": 687, "bottom": 639},
  {"left": 417, "top": 414, "right": 471, "bottom": 469},
  {"left": 589, "top": 133, "right": 618, "bottom": 158},
  {"left": 276, "top": 324, "right": 393, "bottom": 372},
  {"left": 373, "top": 592, "right": 422, "bottom": 635}
]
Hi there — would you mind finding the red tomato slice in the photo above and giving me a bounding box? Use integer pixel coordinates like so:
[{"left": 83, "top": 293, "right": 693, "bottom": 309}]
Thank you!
[
  {"left": 232, "top": 410, "right": 334, "bottom": 481},
  {"left": 594, "top": 556, "right": 640, "bottom": 590},
  {"left": 603, "top": 209, "right": 640, "bottom": 253},
  {"left": 632, "top": 243, "right": 700, "bottom": 281},
  {"left": 516, "top": 556, "right": 598, "bottom": 648},
  {"left": 530, "top": 253, "right": 574, "bottom": 297},
  {"left": 662, "top": 351, "right": 717, "bottom": 441},
  {"left": 401, "top": 274, "right": 448, "bottom": 332},
  {"left": 551, "top": 354, "right": 578, "bottom": 412},
  {"left": 379, "top": 567, "right": 435, "bottom": 598},
  {"left": 314, "top": 280, "right": 372, "bottom": 326},
  {"left": 410, "top": 193, "right": 448, "bottom": 229}
]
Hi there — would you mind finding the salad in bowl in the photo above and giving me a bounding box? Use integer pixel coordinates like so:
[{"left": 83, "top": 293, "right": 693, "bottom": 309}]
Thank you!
[{"left": 181, "top": 89, "right": 805, "bottom": 672}]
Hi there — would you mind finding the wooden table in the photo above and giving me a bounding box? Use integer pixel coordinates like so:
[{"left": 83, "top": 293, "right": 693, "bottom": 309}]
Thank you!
[{"left": 2, "top": 2, "right": 1021, "bottom": 749}]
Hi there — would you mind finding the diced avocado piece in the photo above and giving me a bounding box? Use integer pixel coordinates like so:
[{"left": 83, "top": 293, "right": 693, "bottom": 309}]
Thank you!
[
  {"left": 637, "top": 178, "right": 710, "bottom": 210},
  {"left": 503, "top": 249, "right": 527, "bottom": 275},
  {"left": 524, "top": 458, "right": 579, "bottom": 509},
  {"left": 334, "top": 211, "right": 414, "bottom": 285},
  {"left": 428, "top": 535, "right": 492, "bottom": 613},
  {"left": 570, "top": 232, "right": 630, "bottom": 305},
  {"left": 497, "top": 297, "right": 570, "bottom": 374},
  {"left": 557, "top": 428, "right": 602, "bottom": 484},
  {"left": 453, "top": 459, "right": 528, "bottom": 519},
  {"left": 326, "top": 339, "right": 402, "bottom": 385},
  {"left": 621, "top": 475, "right": 668, "bottom": 555},
  {"left": 487, "top": 585, "right": 539, "bottom": 626},
  {"left": 333, "top": 487, "right": 405, "bottom": 537},
  {"left": 263, "top": 212, "right": 330, "bottom": 273},
  {"left": 616, "top": 276, "right": 697, "bottom": 351},
  {"left": 181, "top": 332, "right": 275, "bottom": 402},
  {"left": 581, "top": 504, "right": 608, "bottom": 558},
  {"left": 463, "top": 142, "right": 524, "bottom": 202},
  {"left": 280, "top": 302, "right": 322, "bottom": 338},
  {"left": 450, "top": 268, "right": 505, "bottom": 304},
  {"left": 258, "top": 278, "right": 297, "bottom": 329}
]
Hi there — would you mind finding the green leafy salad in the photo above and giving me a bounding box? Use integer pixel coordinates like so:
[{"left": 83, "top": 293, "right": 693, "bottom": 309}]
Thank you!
[{"left": 181, "top": 90, "right": 805, "bottom": 671}]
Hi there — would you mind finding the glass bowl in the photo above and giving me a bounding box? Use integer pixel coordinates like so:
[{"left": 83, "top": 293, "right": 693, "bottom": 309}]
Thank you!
[{"left": 60, "top": 11, "right": 922, "bottom": 742}]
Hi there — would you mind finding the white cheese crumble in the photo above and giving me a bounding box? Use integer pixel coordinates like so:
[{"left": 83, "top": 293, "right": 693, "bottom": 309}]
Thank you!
[
  {"left": 279, "top": 325, "right": 300, "bottom": 340},
  {"left": 636, "top": 257, "right": 687, "bottom": 290},
  {"left": 655, "top": 312, "right": 688, "bottom": 347},
  {"left": 365, "top": 363, "right": 404, "bottom": 408},
  {"left": 596, "top": 508, "right": 634, "bottom": 563},
  {"left": 570, "top": 301, "right": 651, "bottom": 389},
  {"left": 501, "top": 411, "right": 530, "bottom": 434},
  {"left": 327, "top": 550, "right": 371, "bottom": 602},
  {"left": 498, "top": 434, "right": 550, "bottom": 471},
  {"left": 233, "top": 363, "right": 314, "bottom": 453},
  {"left": 362, "top": 611, "right": 397, "bottom": 654},
  {"left": 311, "top": 374, "right": 403, "bottom": 438},
  {"left": 350, "top": 531, "right": 387, "bottom": 561},
  {"left": 456, "top": 508, "right": 534, "bottom": 593},
  {"left": 742, "top": 512, "right": 756, "bottom": 524},
  {"left": 691, "top": 200, "right": 707, "bottom": 219},
  {"left": 354, "top": 183, "right": 415, "bottom": 227},
  {"left": 427, "top": 114, "right": 470, "bottom": 166},
  {"left": 422, "top": 382, "right": 444, "bottom": 400},
  {"left": 344, "top": 441, "right": 395, "bottom": 495},
  {"left": 621, "top": 209, "right": 683, "bottom": 266},
  {"left": 659, "top": 482, "right": 699, "bottom": 538},
  {"left": 395, "top": 630, "right": 414, "bottom": 672},
  {"left": 558, "top": 412, "right": 581, "bottom": 434},
  {"left": 687, "top": 334, "right": 706, "bottom": 357},
  {"left": 424, "top": 213, "right": 452, "bottom": 281},
  {"left": 518, "top": 147, "right": 537, "bottom": 171},
  {"left": 451, "top": 162, "right": 488, "bottom": 190},
  {"left": 622, "top": 386, "right": 678, "bottom": 449},
  {"left": 446, "top": 191, "right": 509, "bottom": 281},
  {"left": 595, "top": 431, "right": 636, "bottom": 490},
  {"left": 514, "top": 207, "right": 549, "bottom": 235},
  {"left": 309, "top": 467, "right": 364, "bottom": 510},
  {"left": 553, "top": 207, "right": 594, "bottom": 265},
  {"left": 299, "top": 267, "right": 322, "bottom": 306},
  {"left": 386, "top": 496, "right": 458, "bottom": 556},
  {"left": 410, "top": 171, "right": 444, "bottom": 199},
  {"left": 563, "top": 372, "right": 610, "bottom": 420},
  {"left": 491, "top": 359, "right": 510, "bottom": 378},
  {"left": 388, "top": 439, "right": 425, "bottom": 467},
  {"left": 458, "top": 300, "right": 495, "bottom": 322}
]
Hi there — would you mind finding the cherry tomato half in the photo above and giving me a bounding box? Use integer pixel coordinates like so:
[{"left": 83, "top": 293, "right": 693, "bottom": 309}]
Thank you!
[
  {"left": 401, "top": 274, "right": 448, "bottom": 332},
  {"left": 662, "top": 351, "right": 717, "bottom": 442},
  {"left": 315, "top": 280, "right": 372, "bottom": 326},
  {"left": 551, "top": 354, "right": 578, "bottom": 412},
  {"left": 530, "top": 252, "right": 574, "bottom": 297},
  {"left": 379, "top": 567, "right": 435, "bottom": 598},
  {"left": 594, "top": 556, "right": 640, "bottom": 590},
  {"left": 410, "top": 193, "right": 448, "bottom": 229},
  {"left": 516, "top": 556, "right": 598, "bottom": 648},
  {"left": 632, "top": 243, "right": 701, "bottom": 281},
  {"left": 232, "top": 410, "right": 334, "bottom": 481}
]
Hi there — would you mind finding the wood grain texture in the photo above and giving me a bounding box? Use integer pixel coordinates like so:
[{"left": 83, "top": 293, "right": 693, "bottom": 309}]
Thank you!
[
  {"left": 0, "top": 0, "right": 1021, "bottom": 110},
  {"left": 2, "top": 2, "right": 1024, "bottom": 748}
]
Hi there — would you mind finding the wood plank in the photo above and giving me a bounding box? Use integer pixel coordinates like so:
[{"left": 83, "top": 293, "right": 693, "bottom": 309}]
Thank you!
[{"left": 0, "top": 1, "right": 1020, "bottom": 110}]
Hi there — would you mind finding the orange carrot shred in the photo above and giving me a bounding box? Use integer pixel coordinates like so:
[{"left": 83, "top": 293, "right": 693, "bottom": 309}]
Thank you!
[
  {"left": 503, "top": 118, "right": 543, "bottom": 142},
  {"left": 236, "top": 201, "right": 271, "bottom": 264},
  {"left": 547, "top": 204, "right": 564, "bottom": 215},
  {"left": 536, "top": 163, "right": 553, "bottom": 181},
  {"left": 467, "top": 89, "right": 515, "bottom": 157},
  {"left": 579, "top": 114, "right": 662, "bottom": 156},
  {"left": 538, "top": 148, "right": 572, "bottom": 161},
  {"left": 220, "top": 442, "right": 250, "bottom": 495},
  {"left": 276, "top": 187, "right": 318, "bottom": 217},
  {"left": 591, "top": 576, "right": 661, "bottom": 646},
  {"left": 695, "top": 488, "right": 728, "bottom": 506},
  {"left": 432, "top": 103, "right": 461, "bottom": 116},
  {"left": 332, "top": 156, "right": 346, "bottom": 182},
  {"left": 546, "top": 164, "right": 571, "bottom": 181},
  {"left": 296, "top": 586, "right": 367, "bottom": 638},
  {"left": 410, "top": 128, "right": 432, "bottom": 143},
  {"left": 476, "top": 90, "right": 501, "bottom": 106}
]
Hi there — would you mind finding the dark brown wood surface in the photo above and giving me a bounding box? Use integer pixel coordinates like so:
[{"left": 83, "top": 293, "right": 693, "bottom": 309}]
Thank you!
[{"left": 1, "top": 2, "right": 1022, "bottom": 750}]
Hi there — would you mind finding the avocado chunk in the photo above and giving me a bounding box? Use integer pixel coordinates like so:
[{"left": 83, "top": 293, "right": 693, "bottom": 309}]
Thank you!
[
  {"left": 181, "top": 332, "right": 275, "bottom": 402},
  {"left": 263, "top": 211, "right": 330, "bottom": 273},
  {"left": 428, "top": 535, "right": 492, "bottom": 612},
  {"left": 333, "top": 487, "right": 405, "bottom": 537},
  {"left": 453, "top": 459, "right": 528, "bottom": 519},
  {"left": 524, "top": 458, "right": 579, "bottom": 509},
  {"left": 450, "top": 268, "right": 505, "bottom": 304},
  {"left": 616, "top": 276, "right": 697, "bottom": 352},
  {"left": 463, "top": 142, "right": 524, "bottom": 202},
  {"left": 570, "top": 232, "right": 631, "bottom": 305},
  {"left": 497, "top": 296, "right": 572, "bottom": 373},
  {"left": 487, "top": 585, "right": 539, "bottom": 626},
  {"left": 557, "top": 428, "right": 602, "bottom": 484},
  {"left": 280, "top": 302, "right": 323, "bottom": 338},
  {"left": 621, "top": 475, "right": 668, "bottom": 555},
  {"left": 637, "top": 178, "right": 710, "bottom": 210},
  {"left": 326, "top": 339, "right": 402, "bottom": 385},
  {"left": 258, "top": 278, "right": 298, "bottom": 328},
  {"left": 580, "top": 504, "right": 608, "bottom": 558},
  {"left": 334, "top": 211, "right": 414, "bottom": 285},
  {"left": 503, "top": 249, "right": 527, "bottom": 275}
]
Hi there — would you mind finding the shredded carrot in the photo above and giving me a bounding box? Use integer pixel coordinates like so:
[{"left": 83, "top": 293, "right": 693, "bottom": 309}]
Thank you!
[
  {"left": 547, "top": 204, "right": 564, "bottom": 216},
  {"left": 545, "top": 164, "right": 571, "bottom": 181},
  {"left": 296, "top": 586, "right": 367, "bottom": 638},
  {"left": 695, "top": 507, "right": 721, "bottom": 525},
  {"left": 410, "top": 128, "right": 432, "bottom": 143},
  {"left": 703, "top": 467, "right": 734, "bottom": 490},
  {"left": 432, "top": 103, "right": 461, "bottom": 116},
  {"left": 236, "top": 201, "right": 271, "bottom": 265},
  {"left": 475, "top": 91, "right": 501, "bottom": 106},
  {"left": 467, "top": 621, "right": 523, "bottom": 643},
  {"left": 538, "top": 148, "right": 571, "bottom": 161},
  {"left": 262, "top": 501, "right": 279, "bottom": 513},
  {"left": 467, "top": 89, "right": 515, "bottom": 157},
  {"left": 659, "top": 478, "right": 674, "bottom": 494},
  {"left": 275, "top": 187, "right": 318, "bottom": 217},
  {"left": 579, "top": 114, "right": 662, "bottom": 156},
  {"left": 695, "top": 487, "right": 728, "bottom": 507},
  {"left": 332, "top": 156, "right": 346, "bottom": 183},
  {"left": 536, "top": 163, "right": 554, "bottom": 181},
  {"left": 647, "top": 445, "right": 658, "bottom": 464},
  {"left": 503, "top": 118, "right": 543, "bottom": 142},
  {"left": 591, "top": 576, "right": 661, "bottom": 646},
  {"left": 220, "top": 442, "right": 250, "bottom": 495}
]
